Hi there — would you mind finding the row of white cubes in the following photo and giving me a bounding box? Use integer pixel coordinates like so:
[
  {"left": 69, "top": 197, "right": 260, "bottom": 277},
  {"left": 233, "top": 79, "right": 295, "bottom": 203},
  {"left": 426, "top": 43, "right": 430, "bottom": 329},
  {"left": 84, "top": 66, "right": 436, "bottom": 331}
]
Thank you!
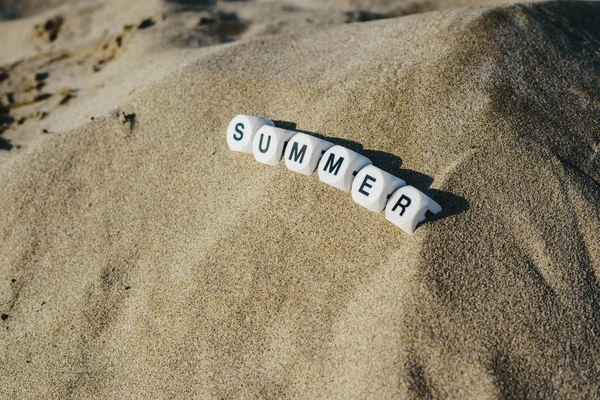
[{"left": 226, "top": 115, "right": 442, "bottom": 234}]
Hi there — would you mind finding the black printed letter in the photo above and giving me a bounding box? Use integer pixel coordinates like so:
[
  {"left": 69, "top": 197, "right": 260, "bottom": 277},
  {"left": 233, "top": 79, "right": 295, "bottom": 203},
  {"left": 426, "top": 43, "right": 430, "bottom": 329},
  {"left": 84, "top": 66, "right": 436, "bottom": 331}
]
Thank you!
[
  {"left": 258, "top": 134, "right": 271, "bottom": 153},
  {"left": 234, "top": 123, "right": 244, "bottom": 141},
  {"left": 391, "top": 195, "right": 412, "bottom": 216},
  {"left": 288, "top": 142, "right": 307, "bottom": 163},
  {"left": 323, "top": 153, "right": 344, "bottom": 175},
  {"left": 358, "top": 175, "right": 376, "bottom": 196}
]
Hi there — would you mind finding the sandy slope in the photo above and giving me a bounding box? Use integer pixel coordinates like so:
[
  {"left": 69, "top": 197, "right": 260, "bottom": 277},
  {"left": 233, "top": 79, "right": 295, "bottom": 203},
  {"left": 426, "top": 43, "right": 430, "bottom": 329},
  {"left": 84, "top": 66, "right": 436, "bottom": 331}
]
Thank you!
[
  {"left": 1, "top": 1, "right": 599, "bottom": 398},
  {"left": 0, "top": 0, "right": 523, "bottom": 163}
]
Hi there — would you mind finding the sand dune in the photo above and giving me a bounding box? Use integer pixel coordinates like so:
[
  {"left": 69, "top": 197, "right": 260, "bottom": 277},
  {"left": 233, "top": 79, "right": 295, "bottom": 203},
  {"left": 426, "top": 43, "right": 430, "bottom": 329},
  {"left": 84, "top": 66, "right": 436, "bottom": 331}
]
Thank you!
[
  {"left": 0, "top": 0, "right": 522, "bottom": 163},
  {"left": 1, "top": 0, "right": 599, "bottom": 398}
]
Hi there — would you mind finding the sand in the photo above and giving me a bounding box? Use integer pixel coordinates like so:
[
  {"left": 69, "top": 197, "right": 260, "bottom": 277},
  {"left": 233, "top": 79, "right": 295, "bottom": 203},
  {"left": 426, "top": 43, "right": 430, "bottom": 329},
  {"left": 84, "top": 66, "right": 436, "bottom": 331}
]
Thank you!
[{"left": 1, "top": 0, "right": 599, "bottom": 398}]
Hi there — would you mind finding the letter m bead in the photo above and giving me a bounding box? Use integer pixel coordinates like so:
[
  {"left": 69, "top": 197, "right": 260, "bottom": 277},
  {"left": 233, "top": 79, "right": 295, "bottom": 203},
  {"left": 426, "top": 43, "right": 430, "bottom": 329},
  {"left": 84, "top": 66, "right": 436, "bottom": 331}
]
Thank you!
[
  {"left": 318, "top": 145, "right": 371, "bottom": 192},
  {"left": 285, "top": 133, "right": 334, "bottom": 175}
]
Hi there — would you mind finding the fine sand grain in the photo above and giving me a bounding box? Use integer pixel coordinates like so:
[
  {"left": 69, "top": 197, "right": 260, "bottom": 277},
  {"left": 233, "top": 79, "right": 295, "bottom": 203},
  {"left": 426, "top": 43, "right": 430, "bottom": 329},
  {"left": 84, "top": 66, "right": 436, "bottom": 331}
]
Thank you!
[{"left": 1, "top": 1, "right": 599, "bottom": 398}]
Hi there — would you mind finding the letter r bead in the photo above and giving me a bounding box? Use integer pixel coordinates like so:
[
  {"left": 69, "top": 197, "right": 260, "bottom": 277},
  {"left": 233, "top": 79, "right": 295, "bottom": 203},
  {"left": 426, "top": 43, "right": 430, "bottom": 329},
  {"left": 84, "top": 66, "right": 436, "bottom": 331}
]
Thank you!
[{"left": 385, "top": 186, "right": 442, "bottom": 234}]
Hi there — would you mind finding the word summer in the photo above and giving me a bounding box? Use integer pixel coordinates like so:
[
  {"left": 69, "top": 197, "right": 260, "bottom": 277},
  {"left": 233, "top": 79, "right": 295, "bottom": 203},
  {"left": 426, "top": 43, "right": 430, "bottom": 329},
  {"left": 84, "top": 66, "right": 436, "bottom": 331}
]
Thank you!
[{"left": 226, "top": 115, "right": 442, "bottom": 234}]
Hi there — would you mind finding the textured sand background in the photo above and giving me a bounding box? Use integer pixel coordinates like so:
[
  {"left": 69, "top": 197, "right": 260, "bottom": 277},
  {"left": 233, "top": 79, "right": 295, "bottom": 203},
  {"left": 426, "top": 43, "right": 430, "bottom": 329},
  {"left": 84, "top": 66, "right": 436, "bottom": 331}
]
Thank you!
[{"left": 1, "top": 0, "right": 600, "bottom": 398}]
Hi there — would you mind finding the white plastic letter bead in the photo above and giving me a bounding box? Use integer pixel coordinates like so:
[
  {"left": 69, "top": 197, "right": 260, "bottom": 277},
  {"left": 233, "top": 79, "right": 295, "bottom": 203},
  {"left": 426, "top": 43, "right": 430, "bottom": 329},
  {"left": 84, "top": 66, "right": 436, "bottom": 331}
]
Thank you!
[
  {"left": 252, "top": 126, "right": 297, "bottom": 166},
  {"left": 351, "top": 165, "right": 406, "bottom": 213},
  {"left": 318, "top": 145, "right": 372, "bottom": 192},
  {"left": 284, "top": 133, "right": 334, "bottom": 175},
  {"left": 385, "top": 186, "right": 442, "bottom": 235},
  {"left": 227, "top": 115, "right": 274, "bottom": 153}
]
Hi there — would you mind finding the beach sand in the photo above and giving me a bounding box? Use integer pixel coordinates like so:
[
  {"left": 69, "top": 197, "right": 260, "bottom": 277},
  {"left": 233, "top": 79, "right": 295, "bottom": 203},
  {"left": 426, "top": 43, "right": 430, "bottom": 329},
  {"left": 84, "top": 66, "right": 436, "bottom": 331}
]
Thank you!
[{"left": 1, "top": 0, "right": 599, "bottom": 398}]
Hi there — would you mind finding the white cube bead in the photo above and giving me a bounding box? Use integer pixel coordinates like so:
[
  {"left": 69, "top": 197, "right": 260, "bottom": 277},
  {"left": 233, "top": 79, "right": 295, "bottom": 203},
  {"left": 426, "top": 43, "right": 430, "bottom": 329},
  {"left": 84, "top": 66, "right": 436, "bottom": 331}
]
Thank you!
[
  {"left": 284, "top": 133, "right": 334, "bottom": 175},
  {"left": 252, "top": 126, "right": 297, "bottom": 166},
  {"left": 385, "top": 186, "right": 442, "bottom": 234},
  {"left": 318, "top": 145, "right": 372, "bottom": 192},
  {"left": 227, "top": 115, "right": 274, "bottom": 153},
  {"left": 351, "top": 165, "right": 406, "bottom": 213}
]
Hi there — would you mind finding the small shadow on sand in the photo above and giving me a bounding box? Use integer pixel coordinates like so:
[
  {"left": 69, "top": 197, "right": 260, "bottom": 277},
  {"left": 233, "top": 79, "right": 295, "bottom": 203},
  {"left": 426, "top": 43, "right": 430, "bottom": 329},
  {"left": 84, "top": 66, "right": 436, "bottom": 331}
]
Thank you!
[
  {"left": 0, "top": 137, "right": 13, "bottom": 151},
  {"left": 198, "top": 10, "right": 248, "bottom": 37},
  {"left": 164, "top": 0, "right": 216, "bottom": 11},
  {"left": 274, "top": 120, "right": 469, "bottom": 222},
  {"left": 0, "top": 11, "right": 20, "bottom": 20}
]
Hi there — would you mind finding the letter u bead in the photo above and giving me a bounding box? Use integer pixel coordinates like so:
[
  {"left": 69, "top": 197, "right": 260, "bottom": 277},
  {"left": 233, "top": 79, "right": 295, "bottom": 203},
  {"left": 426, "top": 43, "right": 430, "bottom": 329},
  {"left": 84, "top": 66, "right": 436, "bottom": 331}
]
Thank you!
[{"left": 252, "top": 126, "right": 297, "bottom": 166}]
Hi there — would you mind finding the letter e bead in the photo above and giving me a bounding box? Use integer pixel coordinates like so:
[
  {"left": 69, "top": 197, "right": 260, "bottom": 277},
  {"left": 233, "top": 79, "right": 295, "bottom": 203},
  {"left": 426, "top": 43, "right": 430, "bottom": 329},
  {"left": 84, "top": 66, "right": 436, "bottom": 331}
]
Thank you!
[{"left": 351, "top": 165, "right": 406, "bottom": 213}]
